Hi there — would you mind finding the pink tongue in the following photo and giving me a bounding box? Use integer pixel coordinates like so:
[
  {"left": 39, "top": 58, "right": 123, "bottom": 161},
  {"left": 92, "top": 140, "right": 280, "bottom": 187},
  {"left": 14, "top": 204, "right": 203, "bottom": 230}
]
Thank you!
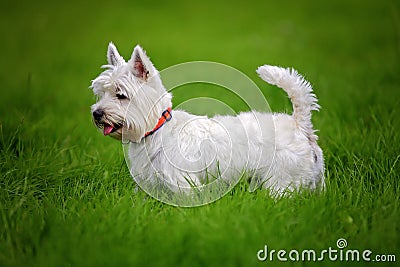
[{"left": 103, "top": 124, "right": 114, "bottom": 136}]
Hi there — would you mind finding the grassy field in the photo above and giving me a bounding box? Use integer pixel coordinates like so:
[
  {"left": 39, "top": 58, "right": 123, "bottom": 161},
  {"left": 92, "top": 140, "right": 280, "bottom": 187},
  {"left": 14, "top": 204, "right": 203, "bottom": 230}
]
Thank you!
[{"left": 1, "top": 0, "right": 399, "bottom": 266}]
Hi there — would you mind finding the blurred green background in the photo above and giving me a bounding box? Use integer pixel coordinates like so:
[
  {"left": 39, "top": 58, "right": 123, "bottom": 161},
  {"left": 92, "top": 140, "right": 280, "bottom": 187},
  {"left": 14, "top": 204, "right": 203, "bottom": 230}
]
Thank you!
[
  {"left": 2, "top": 0, "right": 398, "bottom": 128},
  {"left": 1, "top": 0, "right": 399, "bottom": 266}
]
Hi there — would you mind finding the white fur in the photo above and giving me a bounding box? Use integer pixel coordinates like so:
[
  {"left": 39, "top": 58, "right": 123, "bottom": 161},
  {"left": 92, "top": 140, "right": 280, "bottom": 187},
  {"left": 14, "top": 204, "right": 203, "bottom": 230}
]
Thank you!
[{"left": 90, "top": 43, "right": 324, "bottom": 195}]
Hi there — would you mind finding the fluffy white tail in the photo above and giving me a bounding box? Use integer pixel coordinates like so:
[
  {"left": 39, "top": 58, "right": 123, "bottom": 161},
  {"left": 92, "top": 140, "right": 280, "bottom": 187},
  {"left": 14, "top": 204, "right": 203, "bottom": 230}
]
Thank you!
[{"left": 256, "top": 65, "right": 320, "bottom": 141}]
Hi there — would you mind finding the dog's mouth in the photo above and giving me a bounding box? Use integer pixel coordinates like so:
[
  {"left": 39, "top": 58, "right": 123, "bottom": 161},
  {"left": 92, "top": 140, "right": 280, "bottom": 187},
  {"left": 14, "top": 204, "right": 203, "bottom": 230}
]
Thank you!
[
  {"left": 102, "top": 122, "right": 121, "bottom": 136},
  {"left": 92, "top": 111, "right": 123, "bottom": 137}
]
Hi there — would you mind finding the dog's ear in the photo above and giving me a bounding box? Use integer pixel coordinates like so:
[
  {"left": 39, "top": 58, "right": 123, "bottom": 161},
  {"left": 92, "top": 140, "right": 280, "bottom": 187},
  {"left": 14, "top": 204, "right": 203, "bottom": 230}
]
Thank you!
[
  {"left": 129, "top": 45, "right": 156, "bottom": 81},
  {"left": 107, "top": 42, "right": 125, "bottom": 66}
]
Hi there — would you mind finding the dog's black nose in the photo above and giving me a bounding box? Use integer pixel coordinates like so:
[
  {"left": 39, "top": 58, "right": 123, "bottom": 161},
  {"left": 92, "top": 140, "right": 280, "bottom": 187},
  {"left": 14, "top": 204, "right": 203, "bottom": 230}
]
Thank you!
[{"left": 93, "top": 109, "right": 104, "bottom": 121}]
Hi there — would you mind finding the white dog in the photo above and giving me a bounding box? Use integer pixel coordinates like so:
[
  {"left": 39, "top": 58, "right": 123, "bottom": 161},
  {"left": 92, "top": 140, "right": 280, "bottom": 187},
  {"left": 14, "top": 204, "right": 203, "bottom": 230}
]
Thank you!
[{"left": 90, "top": 43, "right": 324, "bottom": 197}]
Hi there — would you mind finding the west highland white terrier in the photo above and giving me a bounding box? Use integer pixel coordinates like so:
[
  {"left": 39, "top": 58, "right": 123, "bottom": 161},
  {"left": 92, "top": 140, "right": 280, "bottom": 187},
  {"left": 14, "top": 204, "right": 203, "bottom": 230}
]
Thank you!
[{"left": 90, "top": 43, "right": 324, "bottom": 197}]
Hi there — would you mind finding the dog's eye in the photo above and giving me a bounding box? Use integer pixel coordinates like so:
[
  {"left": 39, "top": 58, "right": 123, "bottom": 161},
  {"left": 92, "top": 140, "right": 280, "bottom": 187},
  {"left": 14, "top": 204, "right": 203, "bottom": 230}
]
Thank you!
[{"left": 116, "top": 93, "right": 127, "bottom": 100}]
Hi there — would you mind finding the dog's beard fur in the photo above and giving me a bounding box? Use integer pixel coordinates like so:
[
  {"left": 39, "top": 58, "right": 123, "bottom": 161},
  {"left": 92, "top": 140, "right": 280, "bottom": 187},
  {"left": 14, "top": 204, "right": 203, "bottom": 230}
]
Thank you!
[
  {"left": 89, "top": 43, "right": 324, "bottom": 196},
  {"left": 91, "top": 99, "right": 125, "bottom": 139}
]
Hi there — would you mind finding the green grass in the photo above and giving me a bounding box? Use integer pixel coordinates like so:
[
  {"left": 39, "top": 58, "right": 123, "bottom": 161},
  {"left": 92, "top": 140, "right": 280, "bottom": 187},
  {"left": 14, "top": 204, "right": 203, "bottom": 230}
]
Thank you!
[{"left": 1, "top": 0, "right": 400, "bottom": 266}]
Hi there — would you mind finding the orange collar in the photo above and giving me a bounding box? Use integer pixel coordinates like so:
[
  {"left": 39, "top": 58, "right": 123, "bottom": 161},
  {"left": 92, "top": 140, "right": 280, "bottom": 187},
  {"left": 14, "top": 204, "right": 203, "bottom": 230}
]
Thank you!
[{"left": 144, "top": 107, "right": 172, "bottom": 138}]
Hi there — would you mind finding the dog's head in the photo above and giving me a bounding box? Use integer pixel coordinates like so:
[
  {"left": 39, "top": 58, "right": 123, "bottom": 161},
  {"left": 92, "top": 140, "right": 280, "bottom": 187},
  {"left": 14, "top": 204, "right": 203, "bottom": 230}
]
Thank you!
[{"left": 90, "top": 43, "right": 172, "bottom": 142}]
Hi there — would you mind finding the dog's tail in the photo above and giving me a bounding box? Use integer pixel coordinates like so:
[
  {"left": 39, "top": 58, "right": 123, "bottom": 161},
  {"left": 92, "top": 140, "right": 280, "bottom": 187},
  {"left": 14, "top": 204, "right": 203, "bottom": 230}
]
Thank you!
[{"left": 256, "top": 65, "right": 320, "bottom": 141}]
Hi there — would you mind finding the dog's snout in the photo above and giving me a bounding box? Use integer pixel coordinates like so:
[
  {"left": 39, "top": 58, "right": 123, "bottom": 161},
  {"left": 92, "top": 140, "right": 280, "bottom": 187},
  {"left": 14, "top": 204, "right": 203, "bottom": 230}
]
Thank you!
[{"left": 93, "top": 109, "right": 104, "bottom": 121}]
